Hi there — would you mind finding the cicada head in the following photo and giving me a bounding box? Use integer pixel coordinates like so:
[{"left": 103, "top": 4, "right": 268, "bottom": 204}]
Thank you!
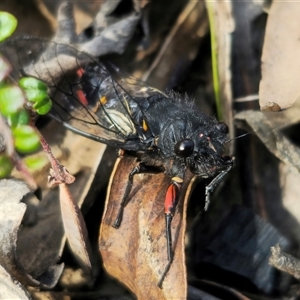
[{"left": 174, "top": 121, "right": 234, "bottom": 178}]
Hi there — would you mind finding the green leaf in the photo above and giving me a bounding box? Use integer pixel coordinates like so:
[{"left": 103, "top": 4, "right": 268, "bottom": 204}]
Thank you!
[
  {"left": 23, "top": 88, "right": 48, "bottom": 103},
  {"left": 206, "top": 1, "right": 222, "bottom": 120},
  {"left": 19, "top": 77, "right": 52, "bottom": 114},
  {"left": 33, "top": 97, "right": 52, "bottom": 115},
  {"left": 0, "top": 85, "right": 25, "bottom": 116},
  {"left": 24, "top": 155, "right": 48, "bottom": 171},
  {"left": 7, "top": 109, "right": 29, "bottom": 127},
  {"left": 0, "top": 12, "right": 17, "bottom": 42},
  {"left": 13, "top": 125, "right": 40, "bottom": 153},
  {"left": 19, "top": 77, "right": 48, "bottom": 91},
  {"left": 0, "top": 154, "right": 13, "bottom": 178}
]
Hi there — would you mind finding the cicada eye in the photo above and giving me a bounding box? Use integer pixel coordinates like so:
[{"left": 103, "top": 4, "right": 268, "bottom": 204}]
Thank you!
[
  {"left": 216, "top": 122, "right": 229, "bottom": 134},
  {"left": 174, "top": 139, "right": 194, "bottom": 157}
]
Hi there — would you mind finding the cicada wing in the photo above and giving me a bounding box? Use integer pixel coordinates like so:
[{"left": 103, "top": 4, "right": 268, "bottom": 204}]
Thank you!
[
  {"left": 101, "top": 62, "right": 168, "bottom": 100},
  {"left": 0, "top": 37, "right": 143, "bottom": 148}
]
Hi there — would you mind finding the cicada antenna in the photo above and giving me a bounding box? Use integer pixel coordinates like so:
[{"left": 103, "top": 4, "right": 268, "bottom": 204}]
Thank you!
[{"left": 225, "top": 132, "right": 251, "bottom": 144}]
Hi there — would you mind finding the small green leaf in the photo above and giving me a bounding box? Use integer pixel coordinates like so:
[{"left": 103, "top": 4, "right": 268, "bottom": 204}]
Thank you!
[
  {"left": 0, "top": 85, "right": 25, "bottom": 116},
  {"left": 33, "top": 97, "right": 52, "bottom": 115},
  {"left": 0, "top": 154, "right": 13, "bottom": 178},
  {"left": 19, "top": 77, "right": 48, "bottom": 91},
  {"left": 13, "top": 125, "right": 40, "bottom": 153},
  {"left": 23, "top": 88, "right": 49, "bottom": 103},
  {"left": 7, "top": 109, "right": 29, "bottom": 127},
  {"left": 24, "top": 155, "right": 48, "bottom": 171},
  {"left": 0, "top": 12, "right": 17, "bottom": 42}
]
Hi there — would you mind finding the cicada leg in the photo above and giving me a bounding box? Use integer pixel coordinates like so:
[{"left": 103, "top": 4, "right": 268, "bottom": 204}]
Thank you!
[
  {"left": 191, "top": 164, "right": 234, "bottom": 231},
  {"left": 164, "top": 178, "right": 183, "bottom": 261},
  {"left": 157, "top": 177, "right": 183, "bottom": 288},
  {"left": 112, "top": 163, "right": 162, "bottom": 229},
  {"left": 204, "top": 165, "right": 233, "bottom": 211}
]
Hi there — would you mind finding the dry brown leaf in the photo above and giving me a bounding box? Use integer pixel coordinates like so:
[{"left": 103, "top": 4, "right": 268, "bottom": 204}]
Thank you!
[
  {"left": 142, "top": 0, "right": 207, "bottom": 90},
  {"left": 17, "top": 127, "right": 106, "bottom": 282},
  {"left": 235, "top": 110, "right": 300, "bottom": 175},
  {"left": 278, "top": 163, "right": 300, "bottom": 239},
  {"left": 59, "top": 183, "right": 94, "bottom": 279},
  {"left": 100, "top": 156, "right": 196, "bottom": 300},
  {"left": 269, "top": 244, "right": 300, "bottom": 280},
  {"left": 255, "top": 97, "right": 300, "bottom": 130},
  {"left": 0, "top": 264, "right": 31, "bottom": 300},
  {"left": 259, "top": 2, "right": 300, "bottom": 111},
  {"left": 0, "top": 179, "right": 63, "bottom": 288},
  {"left": 38, "top": 133, "right": 93, "bottom": 280}
]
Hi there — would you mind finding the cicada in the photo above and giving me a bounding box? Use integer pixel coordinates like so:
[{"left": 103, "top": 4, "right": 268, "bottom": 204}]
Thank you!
[{"left": 1, "top": 37, "right": 234, "bottom": 285}]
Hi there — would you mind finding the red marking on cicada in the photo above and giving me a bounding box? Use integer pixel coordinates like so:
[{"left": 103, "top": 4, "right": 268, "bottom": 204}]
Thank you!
[
  {"left": 165, "top": 181, "right": 182, "bottom": 216},
  {"left": 92, "top": 96, "right": 107, "bottom": 113},
  {"left": 76, "top": 89, "right": 88, "bottom": 106},
  {"left": 76, "top": 68, "right": 84, "bottom": 78}
]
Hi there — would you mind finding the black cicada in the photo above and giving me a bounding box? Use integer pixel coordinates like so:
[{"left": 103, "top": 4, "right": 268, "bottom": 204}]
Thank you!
[{"left": 1, "top": 38, "right": 234, "bottom": 284}]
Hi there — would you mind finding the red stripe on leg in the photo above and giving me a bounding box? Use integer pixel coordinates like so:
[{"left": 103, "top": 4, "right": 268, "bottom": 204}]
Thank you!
[
  {"left": 164, "top": 182, "right": 181, "bottom": 215},
  {"left": 76, "top": 89, "right": 88, "bottom": 106}
]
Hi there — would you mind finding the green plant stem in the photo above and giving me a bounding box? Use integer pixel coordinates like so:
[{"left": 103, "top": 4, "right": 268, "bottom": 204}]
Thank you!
[{"left": 206, "top": 1, "right": 222, "bottom": 120}]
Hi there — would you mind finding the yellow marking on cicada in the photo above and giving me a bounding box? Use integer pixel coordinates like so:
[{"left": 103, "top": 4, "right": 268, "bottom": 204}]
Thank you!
[
  {"left": 93, "top": 96, "right": 108, "bottom": 113},
  {"left": 171, "top": 176, "right": 184, "bottom": 183},
  {"left": 100, "top": 96, "right": 107, "bottom": 105},
  {"left": 142, "top": 119, "right": 148, "bottom": 131}
]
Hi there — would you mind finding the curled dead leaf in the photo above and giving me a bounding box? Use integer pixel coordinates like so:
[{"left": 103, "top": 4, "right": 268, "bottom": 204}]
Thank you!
[
  {"left": 235, "top": 110, "right": 300, "bottom": 175},
  {"left": 59, "top": 183, "right": 94, "bottom": 280},
  {"left": 259, "top": 2, "right": 300, "bottom": 111},
  {"left": 99, "top": 156, "right": 196, "bottom": 300},
  {"left": 260, "top": 102, "right": 281, "bottom": 112},
  {"left": 0, "top": 264, "right": 31, "bottom": 300},
  {"left": 0, "top": 179, "right": 64, "bottom": 288}
]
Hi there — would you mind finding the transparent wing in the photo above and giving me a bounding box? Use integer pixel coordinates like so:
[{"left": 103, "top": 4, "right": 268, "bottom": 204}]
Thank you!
[
  {"left": 0, "top": 37, "right": 156, "bottom": 149},
  {"left": 101, "top": 62, "right": 168, "bottom": 100}
]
